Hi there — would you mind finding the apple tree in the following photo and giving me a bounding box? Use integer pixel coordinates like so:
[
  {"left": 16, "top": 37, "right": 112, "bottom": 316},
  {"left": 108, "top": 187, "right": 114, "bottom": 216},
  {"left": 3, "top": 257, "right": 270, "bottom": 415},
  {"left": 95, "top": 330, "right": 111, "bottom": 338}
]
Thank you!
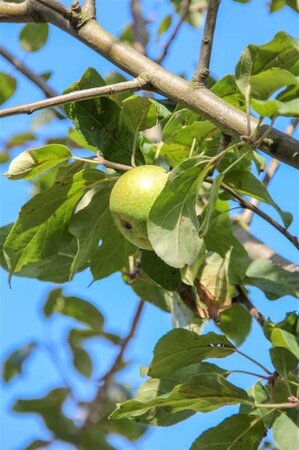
[{"left": 0, "top": 1, "right": 298, "bottom": 449}]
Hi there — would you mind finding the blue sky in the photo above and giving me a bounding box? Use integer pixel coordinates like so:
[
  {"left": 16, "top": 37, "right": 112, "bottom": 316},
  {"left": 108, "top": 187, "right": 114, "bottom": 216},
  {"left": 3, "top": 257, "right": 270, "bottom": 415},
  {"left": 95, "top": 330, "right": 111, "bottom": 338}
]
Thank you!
[{"left": 0, "top": 1, "right": 298, "bottom": 449}]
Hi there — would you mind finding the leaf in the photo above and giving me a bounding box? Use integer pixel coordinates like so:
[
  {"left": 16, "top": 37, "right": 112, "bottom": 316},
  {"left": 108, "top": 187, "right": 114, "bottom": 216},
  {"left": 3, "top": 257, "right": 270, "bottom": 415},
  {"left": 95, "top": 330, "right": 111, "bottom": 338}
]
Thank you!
[
  {"left": 190, "top": 414, "right": 265, "bottom": 450},
  {"left": 199, "top": 174, "right": 224, "bottom": 237},
  {"left": 64, "top": 68, "right": 135, "bottom": 165},
  {"left": 111, "top": 372, "right": 248, "bottom": 422},
  {"left": 218, "top": 303, "right": 252, "bottom": 346},
  {"left": 270, "top": 0, "right": 299, "bottom": 12},
  {"left": 251, "top": 97, "right": 299, "bottom": 117},
  {"left": 158, "top": 15, "right": 172, "bottom": 35},
  {"left": 2, "top": 343, "right": 36, "bottom": 382},
  {"left": 68, "top": 329, "right": 93, "bottom": 377},
  {"left": 270, "top": 347, "right": 298, "bottom": 375},
  {"left": 25, "top": 440, "right": 51, "bottom": 450},
  {"left": 271, "top": 328, "right": 299, "bottom": 359},
  {"left": 204, "top": 200, "right": 250, "bottom": 284},
  {"left": 273, "top": 412, "right": 299, "bottom": 450},
  {"left": 5, "top": 132, "right": 35, "bottom": 150},
  {"left": 148, "top": 329, "right": 235, "bottom": 378},
  {"left": 211, "top": 75, "right": 246, "bottom": 110},
  {"left": 141, "top": 250, "right": 181, "bottom": 291},
  {"left": 0, "top": 72, "right": 17, "bottom": 105},
  {"left": 4, "top": 168, "right": 103, "bottom": 275},
  {"left": 44, "top": 288, "right": 104, "bottom": 330},
  {"left": 245, "top": 259, "right": 299, "bottom": 300},
  {"left": 19, "top": 24, "right": 49, "bottom": 52},
  {"left": 126, "top": 275, "right": 172, "bottom": 312},
  {"left": 122, "top": 95, "right": 170, "bottom": 133},
  {"left": 224, "top": 170, "right": 292, "bottom": 228},
  {"left": 148, "top": 156, "right": 211, "bottom": 268},
  {"left": 4, "top": 144, "right": 72, "bottom": 180},
  {"left": 236, "top": 47, "right": 253, "bottom": 103},
  {"left": 13, "top": 388, "right": 77, "bottom": 442}
]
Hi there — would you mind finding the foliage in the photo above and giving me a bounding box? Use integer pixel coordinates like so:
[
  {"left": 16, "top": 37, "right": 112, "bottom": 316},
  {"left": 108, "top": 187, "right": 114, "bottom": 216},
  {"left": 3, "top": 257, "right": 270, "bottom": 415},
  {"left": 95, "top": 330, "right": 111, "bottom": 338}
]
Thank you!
[{"left": 0, "top": 1, "right": 298, "bottom": 449}]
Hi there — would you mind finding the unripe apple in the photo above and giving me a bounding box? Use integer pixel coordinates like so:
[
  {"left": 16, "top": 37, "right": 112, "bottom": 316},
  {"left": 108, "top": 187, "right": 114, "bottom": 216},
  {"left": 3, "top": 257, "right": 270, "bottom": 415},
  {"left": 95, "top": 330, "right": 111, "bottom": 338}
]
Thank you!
[{"left": 109, "top": 165, "right": 168, "bottom": 250}]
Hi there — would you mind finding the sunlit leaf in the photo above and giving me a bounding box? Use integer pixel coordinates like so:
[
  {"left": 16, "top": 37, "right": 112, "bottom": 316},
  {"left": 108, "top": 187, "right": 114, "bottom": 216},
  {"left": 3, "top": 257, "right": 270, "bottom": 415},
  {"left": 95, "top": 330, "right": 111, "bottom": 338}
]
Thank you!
[
  {"left": 19, "top": 24, "right": 49, "bottom": 52},
  {"left": 0, "top": 72, "right": 17, "bottom": 105},
  {"left": 2, "top": 343, "right": 36, "bottom": 382}
]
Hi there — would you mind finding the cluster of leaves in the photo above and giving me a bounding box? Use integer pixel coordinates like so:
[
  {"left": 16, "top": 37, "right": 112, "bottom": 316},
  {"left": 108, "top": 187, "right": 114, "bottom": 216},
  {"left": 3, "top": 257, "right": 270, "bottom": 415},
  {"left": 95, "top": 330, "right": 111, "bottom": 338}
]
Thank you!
[{"left": 1, "top": 10, "right": 299, "bottom": 450}]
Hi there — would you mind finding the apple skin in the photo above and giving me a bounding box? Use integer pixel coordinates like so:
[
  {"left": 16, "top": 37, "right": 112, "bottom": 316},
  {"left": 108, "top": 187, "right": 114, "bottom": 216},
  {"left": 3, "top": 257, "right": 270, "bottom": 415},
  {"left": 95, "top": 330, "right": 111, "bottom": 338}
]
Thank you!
[{"left": 109, "top": 165, "right": 168, "bottom": 250}]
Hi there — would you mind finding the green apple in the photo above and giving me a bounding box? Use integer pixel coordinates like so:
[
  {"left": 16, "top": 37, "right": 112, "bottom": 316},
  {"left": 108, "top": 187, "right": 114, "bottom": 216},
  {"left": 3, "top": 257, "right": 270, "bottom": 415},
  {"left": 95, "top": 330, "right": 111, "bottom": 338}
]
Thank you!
[{"left": 109, "top": 165, "right": 168, "bottom": 250}]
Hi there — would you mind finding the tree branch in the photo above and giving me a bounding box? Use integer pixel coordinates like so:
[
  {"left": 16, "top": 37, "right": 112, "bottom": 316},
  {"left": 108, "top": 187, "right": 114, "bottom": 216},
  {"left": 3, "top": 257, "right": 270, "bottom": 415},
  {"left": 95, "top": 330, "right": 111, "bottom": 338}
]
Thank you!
[
  {"left": 85, "top": 299, "right": 145, "bottom": 425},
  {"left": 240, "top": 118, "right": 299, "bottom": 226},
  {"left": 83, "top": 0, "right": 96, "bottom": 20},
  {"left": 194, "top": 0, "right": 221, "bottom": 86},
  {"left": 0, "top": 77, "right": 149, "bottom": 118},
  {"left": 216, "top": 180, "right": 299, "bottom": 250},
  {"left": 155, "top": 0, "right": 192, "bottom": 64},
  {"left": 131, "top": 0, "right": 147, "bottom": 54},
  {"left": 0, "top": 0, "right": 298, "bottom": 168},
  {"left": 233, "top": 286, "right": 266, "bottom": 327},
  {"left": 0, "top": 45, "right": 65, "bottom": 119}
]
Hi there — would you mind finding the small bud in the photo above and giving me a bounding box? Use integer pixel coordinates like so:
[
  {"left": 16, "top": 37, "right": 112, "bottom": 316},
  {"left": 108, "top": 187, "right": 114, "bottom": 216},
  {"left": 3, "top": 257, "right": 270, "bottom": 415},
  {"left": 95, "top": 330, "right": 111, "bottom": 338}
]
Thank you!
[{"left": 3, "top": 151, "right": 36, "bottom": 180}]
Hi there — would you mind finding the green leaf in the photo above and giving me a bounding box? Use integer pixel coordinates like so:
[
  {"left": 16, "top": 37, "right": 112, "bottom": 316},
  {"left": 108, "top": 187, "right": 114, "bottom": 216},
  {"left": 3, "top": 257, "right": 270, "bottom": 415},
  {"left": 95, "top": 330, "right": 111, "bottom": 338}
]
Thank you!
[
  {"left": 211, "top": 75, "right": 246, "bottom": 110},
  {"left": 199, "top": 174, "right": 224, "bottom": 237},
  {"left": 158, "top": 15, "right": 172, "bottom": 35},
  {"left": 236, "top": 47, "right": 253, "bottom": 103},
  {"left": 68, "top": 329, "right": 93, "bottom": 377},
  {"left": 0, "top": 72, "right": 17, "bottom": 105},
  {"left": 2, "top": 343, "right": 36, "bottom": 382},
  {"left": 122, "top": 95, "right": 170, "bottom": 134},
  {"left": 4, "top": 144, "right": 72, "bottom": 180},
  {"left": 190, "top": 414, "right": 265, "bottom": 450},
  {"left": 251, "top": 97, "right": 299, "bottom": 117},
  {"left": 141, "top": 250, "right": 181, "bottom": 290},
  {"left": 112, "top": 372, "right": 248, "bottom": 422},
  {"left": 250, "top": 68, "right": 298, "bottom": 100},
  {"left": 44, "top": 288, "right": 105, "bottom": 330},
  {"left": 13, "top": 388, "right": 77, "bottom": 442},
  {"left": 273, "top": 412, "right": 299, "bottom": 450},
  {"left": 270, "top": 0, "right": 299, "bottom": 12},
  {"left": 148, "top": 156, "right": 211, "bottom": 268},
  {"left": 204, "top": 201, "right": 250, "bottom": 284},
  {"left": 64, "top": 68, "right": 135, "bottom": 165},
  {"left": 224, "top": 170, "right": 292, "bottom": 228},
  {"left": 19, "top": 24, "right": 49, "bottom": 52},
  {"left": 148, "top": 329, "right": 235, "bottom": 378},
  {"left": 218, "top": 303, "right": 252, "bottom": 346},
  {"left": 5, "top": 132, "right": 35, "bottom": 150},
  {"left": 270, "top": 347, "right": 298, "bottom": 375},
  {"left": 271, "top": 328, "right": 299, "bottom": 359},
  {"left": 25, "top": 440, "right": 51, "bottom": 450},
  {"left": 126, "top": 276, "right": 172, "bottom": 312},
  {"left": 4, "top": 168, "right": 103, "bottom": 275},
  {"left": 245, "top": 259, "right": 299, "bottom": 300}
]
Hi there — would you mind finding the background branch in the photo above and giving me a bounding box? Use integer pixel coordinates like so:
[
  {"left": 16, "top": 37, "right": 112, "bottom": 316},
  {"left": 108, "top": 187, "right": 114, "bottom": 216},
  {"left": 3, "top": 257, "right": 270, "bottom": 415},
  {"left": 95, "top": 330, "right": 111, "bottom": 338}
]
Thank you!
[
  {"left": 194, "top": 0, "right": 221, "bottom": 86},
  {"left": 0, "top": 77, "right": 149, "bottom": 118},
  {"left": 0, "top": 0, "right": 299, "bottom": 168},
  {"left": 233, "top": 286, "right": 266, "bottom": 327},
  {"left": 85, "top": 300, "right": 145, "bottom": 426},
  {"left": 155, "top": 0, "right": 192, "bottom": 64},
  {"left": 0, "top": 45, "right": 65, "bottom": 119},
  {"left": 131, "top": 0, "right": 148, "bottom": 54}
]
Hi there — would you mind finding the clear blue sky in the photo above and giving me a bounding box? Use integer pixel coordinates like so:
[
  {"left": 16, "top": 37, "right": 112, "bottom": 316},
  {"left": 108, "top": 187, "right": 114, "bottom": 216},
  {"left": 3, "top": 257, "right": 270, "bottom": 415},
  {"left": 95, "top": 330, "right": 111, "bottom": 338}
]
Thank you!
[{"left": 0, "top": 1, "right": 298, "bottom": 450}]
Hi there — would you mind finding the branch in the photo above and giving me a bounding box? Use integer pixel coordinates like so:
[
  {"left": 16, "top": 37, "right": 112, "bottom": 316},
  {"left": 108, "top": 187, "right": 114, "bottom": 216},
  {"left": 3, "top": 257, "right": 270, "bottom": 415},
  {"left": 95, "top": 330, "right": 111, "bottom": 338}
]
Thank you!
[
  {"left": 131, "top": 0, "right": 147, "bottom": 54},
  {"left": 0, "top": 77, "right": 149, "bottom": 118},
  {"left": 0, "top": 45, "right": 65, "bottom": 119},
  {"left": 218, "top": 180, "right": 299, "bottom": 250},
  {"left": 155, "top": 0, "right": 192, "bottom": 64},
  {"left": 83, "top": 0, "right": 96, "bottom": 20},
  {"left": 194, "top": 0, "right": 221, "bottom": 86},
  {"left": 233, "top": 286, "right": 266, "bottom": 327},
  {"left": 240, "top": 118, "right": 299, "bottom": 226},
  {"left": 0, "top": 0, "right": 298, "bottom": 168},
  {"left": 85, "top": 300, "right": 145, "bottom": 425}
]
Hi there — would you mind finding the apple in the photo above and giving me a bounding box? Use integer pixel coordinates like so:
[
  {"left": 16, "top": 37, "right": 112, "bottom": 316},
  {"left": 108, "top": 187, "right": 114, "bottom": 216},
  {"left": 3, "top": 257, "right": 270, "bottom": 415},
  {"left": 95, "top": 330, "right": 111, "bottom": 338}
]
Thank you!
[{"left": 109, "top": 165, "right": 168, "bottom": 250}]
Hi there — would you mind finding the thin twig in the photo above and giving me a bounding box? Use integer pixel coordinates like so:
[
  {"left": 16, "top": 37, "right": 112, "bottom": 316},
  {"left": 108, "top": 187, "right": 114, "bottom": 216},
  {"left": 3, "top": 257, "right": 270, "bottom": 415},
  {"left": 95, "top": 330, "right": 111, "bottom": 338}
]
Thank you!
[
  {"left": 155, "top": 0, "right": 192, "bottom": 64},
  {"left": 236, "top": 349, "right": 272, "bottom": 375},
  {"left": 233, "top": 286, "right": 266, "bottom": 327},
  {"left": 0, "top": 77, "right": 149, "bottom": 118},
  {"left": 35, "top": 0, "right": 72, "bottom": 19},
  {"left": 131, "top": 0, "right": 148, "bottom": 54},
  {"left": 240, "top": 118, "right": 299, "bottom": 226},
  {"left": 0, "top": 45, "right": 65, "bottom": 119},
  {"left": 213, "top": 180, "right": 299, "bottom": 250},
  {"left": 227, "top": 369, "right": 269, "bottom": 379},
  {"left": 194, "top": 0, "right": 221, "bottom": 86},
  {"left": 85, "top": 300, "right": 145, "bottom": 425}
]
